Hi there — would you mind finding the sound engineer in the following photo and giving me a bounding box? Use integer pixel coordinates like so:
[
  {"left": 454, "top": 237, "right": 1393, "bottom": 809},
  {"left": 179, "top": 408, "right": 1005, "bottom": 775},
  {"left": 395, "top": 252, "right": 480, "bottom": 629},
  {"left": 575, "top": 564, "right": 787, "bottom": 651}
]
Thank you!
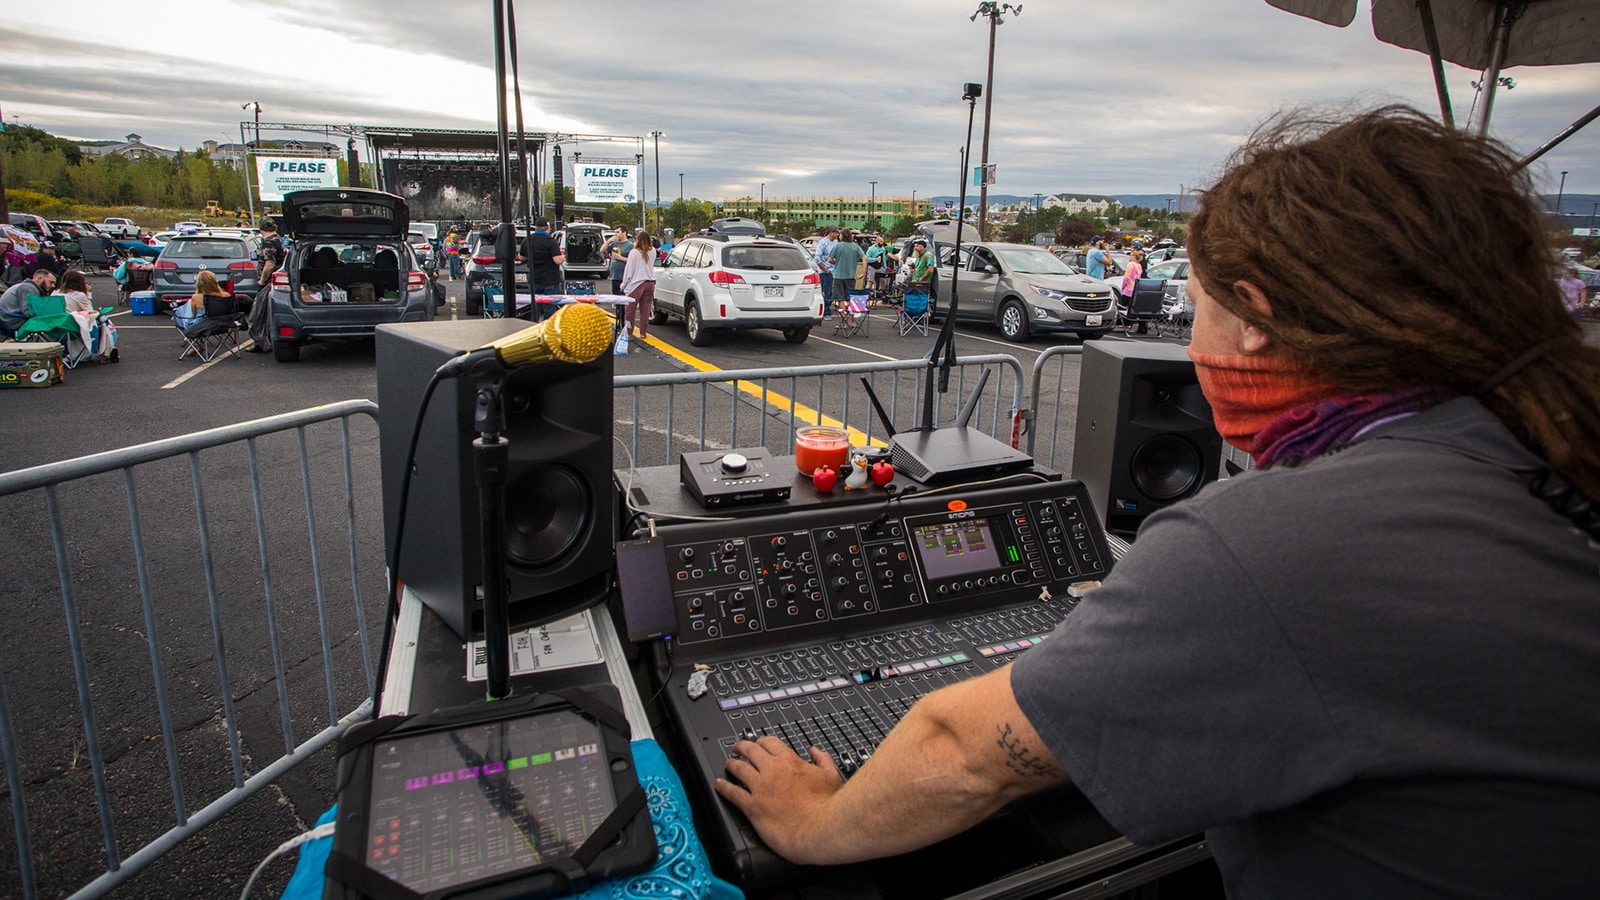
[{"left": 716, "top": 106, "right": 1600, "bottom": 898}]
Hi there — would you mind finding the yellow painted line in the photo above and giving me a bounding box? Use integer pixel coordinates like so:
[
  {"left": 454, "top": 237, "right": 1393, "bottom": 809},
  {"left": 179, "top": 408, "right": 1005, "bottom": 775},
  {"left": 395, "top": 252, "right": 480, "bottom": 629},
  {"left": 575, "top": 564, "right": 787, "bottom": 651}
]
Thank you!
[{"left": 642, "top": 335, "right": 887, "bottom": 448}]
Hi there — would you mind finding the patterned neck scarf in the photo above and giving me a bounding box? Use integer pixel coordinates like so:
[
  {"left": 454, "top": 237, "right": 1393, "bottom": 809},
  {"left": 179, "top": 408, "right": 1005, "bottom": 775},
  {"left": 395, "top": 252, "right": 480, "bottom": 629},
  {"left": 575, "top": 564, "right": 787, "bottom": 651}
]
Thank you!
[{"left": 1251, "top": 388, "right": 1450, "bottom": 468}]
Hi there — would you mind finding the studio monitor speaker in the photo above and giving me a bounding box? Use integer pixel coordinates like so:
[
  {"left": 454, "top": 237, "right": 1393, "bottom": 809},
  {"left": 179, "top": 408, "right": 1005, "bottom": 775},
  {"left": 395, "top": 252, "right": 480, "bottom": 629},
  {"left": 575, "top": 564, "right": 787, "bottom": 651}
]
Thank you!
[
  {"left": 1073, "top": 341, "right": 1222, "bottom": 538},
  {"left": 377, "top": 319, "right": 615, "bottom": 637}
]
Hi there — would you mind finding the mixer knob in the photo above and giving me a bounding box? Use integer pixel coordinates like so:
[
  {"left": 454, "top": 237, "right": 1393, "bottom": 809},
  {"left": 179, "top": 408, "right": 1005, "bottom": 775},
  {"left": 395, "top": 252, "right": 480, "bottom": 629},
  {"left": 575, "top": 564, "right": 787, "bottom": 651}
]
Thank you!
[
  {"left": 875, "top": 546, "right": 888, "bottom": 559},
  {"left": 720, "top": 453, "right": 749, "bottom": 474},
  {"left": 823, "top": 530, "right": 837, "bottom": 543},
  {"left": 834, "top": 576, "right": 850, "bottom": 589},
  {"left": 829, "top": 553, "right": 844, "bottom": 565},
  {"left": 784, "top": 583, "right": 799, "bottom": 596},
  {"left": 723, "top": 541, "right": 736, "bottom": 554},
  {"left": 680, "top": 547, "right": 695, "bottom": 562},
  {"left": 779, "top": 560, "right": 794, "bottom": 572},
  {"left": 688, "top": 596, "right": 704, "bottom": 610},
  {"left": 732, "top": 590, "right": 746, "bottom": 603},
  {"left": 774, "top": 536, "right": 787, "bottom": 548}
]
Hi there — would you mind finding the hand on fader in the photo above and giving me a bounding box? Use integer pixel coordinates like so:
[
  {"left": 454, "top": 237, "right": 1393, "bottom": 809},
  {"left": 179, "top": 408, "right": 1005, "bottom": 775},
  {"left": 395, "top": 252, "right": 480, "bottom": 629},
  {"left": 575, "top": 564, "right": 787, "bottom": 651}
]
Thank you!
[{"left": 715, "top": 735, "right": 843, "bottom": 865}]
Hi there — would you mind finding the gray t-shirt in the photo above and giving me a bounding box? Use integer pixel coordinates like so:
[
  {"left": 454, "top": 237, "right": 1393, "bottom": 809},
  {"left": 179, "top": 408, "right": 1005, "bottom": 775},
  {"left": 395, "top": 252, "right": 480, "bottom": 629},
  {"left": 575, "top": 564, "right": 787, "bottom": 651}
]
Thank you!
[
  {"left": 0, "top": 280, "right": 42, "bottom": 332},
  {"left": 607, "top": 239, "right": 633, "bottom": 280},
  {"left": 1012, "top": 397, "right": 1600, "bottom": 898}
]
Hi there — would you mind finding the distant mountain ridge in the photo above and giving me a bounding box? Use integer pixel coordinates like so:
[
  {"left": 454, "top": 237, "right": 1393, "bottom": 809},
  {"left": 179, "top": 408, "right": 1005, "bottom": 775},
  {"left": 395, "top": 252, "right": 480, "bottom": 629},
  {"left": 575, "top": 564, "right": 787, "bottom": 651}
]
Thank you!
[{"left": 924, "top": 193, "right": 1600, "bottom": 217}]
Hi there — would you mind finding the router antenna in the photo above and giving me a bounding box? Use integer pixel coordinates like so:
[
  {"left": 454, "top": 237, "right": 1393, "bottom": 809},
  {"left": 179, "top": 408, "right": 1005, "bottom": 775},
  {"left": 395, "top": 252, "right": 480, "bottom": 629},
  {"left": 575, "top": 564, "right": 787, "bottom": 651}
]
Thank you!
[{"left": 954, "top": 367, "right": 990, "bottom": 429}]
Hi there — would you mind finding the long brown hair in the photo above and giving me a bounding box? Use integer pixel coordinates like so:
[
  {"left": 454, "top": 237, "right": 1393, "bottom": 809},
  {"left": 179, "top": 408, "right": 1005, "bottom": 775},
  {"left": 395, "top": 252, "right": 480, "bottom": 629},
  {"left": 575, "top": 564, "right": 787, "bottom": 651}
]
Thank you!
[{"left": 1188, "top": 105, "right": 1600, "bottom": 499}]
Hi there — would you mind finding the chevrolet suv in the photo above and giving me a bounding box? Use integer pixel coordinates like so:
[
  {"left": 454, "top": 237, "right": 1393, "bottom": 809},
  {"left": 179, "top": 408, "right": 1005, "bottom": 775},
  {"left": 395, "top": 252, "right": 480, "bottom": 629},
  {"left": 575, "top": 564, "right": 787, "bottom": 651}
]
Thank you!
[
  {"left": 264, "top": 188, "right": 434, "bottom": 362},
  {"left": 653, "top": 233, "right": 822, "bottom": 345},
  {"left": 931, "top": 242, "right": 1118, "bottom": 342}
]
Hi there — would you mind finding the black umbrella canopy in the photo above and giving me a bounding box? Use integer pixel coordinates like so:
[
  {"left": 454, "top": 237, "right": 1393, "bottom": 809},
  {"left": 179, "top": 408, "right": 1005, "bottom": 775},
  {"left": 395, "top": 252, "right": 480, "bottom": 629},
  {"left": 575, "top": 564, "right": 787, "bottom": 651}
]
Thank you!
[{"left": 1267, "top": 0, "right": 1600, "bottom": 158}]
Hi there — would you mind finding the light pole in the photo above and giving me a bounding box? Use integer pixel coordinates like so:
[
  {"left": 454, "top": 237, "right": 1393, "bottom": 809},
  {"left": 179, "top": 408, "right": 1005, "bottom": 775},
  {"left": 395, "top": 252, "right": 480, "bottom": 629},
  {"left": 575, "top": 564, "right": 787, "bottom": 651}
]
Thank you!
[
  {"left": 869, "top": 181, "right": 877, "bottom": 232},
  {"left": 635, "top": 153, "right": 644, "bottom": 231},
  {"left": 970, "top": 2, "right": 1019, "bottom": 241},
  {"left": 242, "top": 101, "right": 261, "bottom": 226},
  {"left": 759, "top": 182, "right": 765, "bottom": 222},
  {"left": 1034, "top": 192, "right": 1043, "bottom": 234},
  {"left": 1555, "top": 170, "right": 1568, "bottom": 220},
  {"left": 678, "top": 173, "right": 684, "bottom": 235},
  {"left": 650, "top": 130, "right": 663, "bottom": 235},
  {"left": 911, "top": 189, "right": 917, "bottom": 222}
]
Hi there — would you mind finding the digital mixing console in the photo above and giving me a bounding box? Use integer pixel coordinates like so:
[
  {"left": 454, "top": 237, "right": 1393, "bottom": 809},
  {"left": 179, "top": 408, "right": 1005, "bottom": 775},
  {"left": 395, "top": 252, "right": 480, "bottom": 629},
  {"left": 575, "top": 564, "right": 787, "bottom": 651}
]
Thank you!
[{"left": 622, "top": 476, "right": 1114, "bottom": 888}]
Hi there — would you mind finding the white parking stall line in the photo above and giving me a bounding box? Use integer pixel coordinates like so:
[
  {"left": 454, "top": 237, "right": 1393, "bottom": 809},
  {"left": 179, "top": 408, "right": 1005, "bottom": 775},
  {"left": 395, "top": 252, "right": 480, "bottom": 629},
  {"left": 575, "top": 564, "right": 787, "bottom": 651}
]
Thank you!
[
  {"left": 809, "top": 334, "right": 899, "bottom": 360},
  {"left": 161, "top": 340, "right": 256, "bottom": 389}
]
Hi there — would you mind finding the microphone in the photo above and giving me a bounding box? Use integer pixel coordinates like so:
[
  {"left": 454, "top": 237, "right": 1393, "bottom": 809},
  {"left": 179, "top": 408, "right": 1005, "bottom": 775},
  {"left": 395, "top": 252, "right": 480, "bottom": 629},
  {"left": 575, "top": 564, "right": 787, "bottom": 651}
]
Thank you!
[{"left": 437, "top": 302, "right": 615, "bottom": 378}]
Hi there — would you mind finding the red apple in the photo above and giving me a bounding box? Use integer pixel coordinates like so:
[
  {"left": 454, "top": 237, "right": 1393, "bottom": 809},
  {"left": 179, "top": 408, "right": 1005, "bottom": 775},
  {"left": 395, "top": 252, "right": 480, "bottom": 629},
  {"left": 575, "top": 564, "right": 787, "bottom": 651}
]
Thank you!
[
  {"left": 870, "top": 461, "right": 895, "bottom": 487},
  {"left": 812, "top": 466, "right": 838, "bottom": 493}
]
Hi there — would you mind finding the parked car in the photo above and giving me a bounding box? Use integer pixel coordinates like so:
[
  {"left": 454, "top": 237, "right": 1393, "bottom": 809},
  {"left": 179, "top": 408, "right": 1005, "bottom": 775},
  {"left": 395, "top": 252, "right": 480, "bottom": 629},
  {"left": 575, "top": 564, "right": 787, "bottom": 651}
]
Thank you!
[
  {"left": 928, "top": 241, "right": 1119, "bottom": 342},
  {"left": 9, "top": 212, "right": 54, "bottom": 242},
  {"left": 462, "top": 226, "right": 528, "bottom": 316},
  {"left": 558, "top": 221, "right": 610, "bottom": 291},
  {"left": 263, "top": 188, "right": 435, "bottom": 362},
  {"left": 151, "top": 233, "right": 263, "bottom": 312},
  {"left": 408, "top": 230, "right": 436, "bottom": 272},
  {"left": 653, "top": 233, "right": 823, "bottom": 345},
  {"left": 99, "top": 217, "right": 141, "bottom": 239}
]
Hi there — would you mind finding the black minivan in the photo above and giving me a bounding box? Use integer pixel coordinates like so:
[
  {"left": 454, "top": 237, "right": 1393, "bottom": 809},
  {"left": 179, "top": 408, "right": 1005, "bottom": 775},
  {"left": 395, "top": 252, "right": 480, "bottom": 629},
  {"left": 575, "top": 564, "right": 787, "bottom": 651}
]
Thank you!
[{"left": 265, "top": 189, "right": 434, "bottom": 362}]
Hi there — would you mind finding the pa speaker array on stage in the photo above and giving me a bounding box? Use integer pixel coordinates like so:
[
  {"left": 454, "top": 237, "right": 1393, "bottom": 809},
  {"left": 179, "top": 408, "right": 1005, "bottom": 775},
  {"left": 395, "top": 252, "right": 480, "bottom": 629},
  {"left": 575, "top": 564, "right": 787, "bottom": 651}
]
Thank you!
[
  {"left": 377, "top": 320, "right": 615, "bottom": 638},
  {"left": 1073, "top": 341, "right": 1223, "bottom": 538}
]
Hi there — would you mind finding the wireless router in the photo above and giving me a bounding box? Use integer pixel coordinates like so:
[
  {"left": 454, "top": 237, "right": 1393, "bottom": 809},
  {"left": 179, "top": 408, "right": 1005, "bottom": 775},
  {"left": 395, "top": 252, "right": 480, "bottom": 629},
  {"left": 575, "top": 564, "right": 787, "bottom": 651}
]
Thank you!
[{"left": 865, "top": 368, "right": 1034, "bottom": 485}]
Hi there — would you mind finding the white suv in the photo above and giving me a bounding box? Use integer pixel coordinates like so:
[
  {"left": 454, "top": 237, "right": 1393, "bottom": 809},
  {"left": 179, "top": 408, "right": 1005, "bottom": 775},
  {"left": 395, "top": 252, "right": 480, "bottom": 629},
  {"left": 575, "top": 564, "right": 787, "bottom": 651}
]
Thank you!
[{"left": 653, "top": 234, "right": 823, "bottom": 345}]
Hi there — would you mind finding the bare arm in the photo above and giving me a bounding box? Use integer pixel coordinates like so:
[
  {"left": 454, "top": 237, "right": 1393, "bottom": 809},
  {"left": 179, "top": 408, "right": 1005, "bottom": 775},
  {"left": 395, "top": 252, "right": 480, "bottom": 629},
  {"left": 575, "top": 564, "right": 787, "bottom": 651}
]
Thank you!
[{"left": 714, "top": 663, "right": 1066, "bottom": 866}]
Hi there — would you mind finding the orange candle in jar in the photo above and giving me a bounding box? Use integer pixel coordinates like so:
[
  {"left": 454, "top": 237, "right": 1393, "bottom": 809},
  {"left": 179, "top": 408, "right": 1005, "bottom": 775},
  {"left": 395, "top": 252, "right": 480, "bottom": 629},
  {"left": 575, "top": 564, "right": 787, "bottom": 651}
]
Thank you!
[{"left": 794, "top": 426, "right": 850, "bottom": 475}]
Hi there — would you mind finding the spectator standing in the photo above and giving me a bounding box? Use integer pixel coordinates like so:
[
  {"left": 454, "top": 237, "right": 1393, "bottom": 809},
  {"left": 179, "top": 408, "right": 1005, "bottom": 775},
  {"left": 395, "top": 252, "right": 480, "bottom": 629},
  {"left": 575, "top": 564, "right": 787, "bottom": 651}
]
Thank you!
[
  {"left": 829, "top": 229, "right": 865, "bottom": 314},
  {"left": 1085, "top": 239, "right": 1110, "bottom": 280},
  {"left": 1558, "top": 267, "right": 1588, "bottom": 314},
  {"left": 445, "top": 230, "right": 464, "bottom": 280},
  {"left": 247, "top": 221, "right": 286, "bottom": 352},
  {"left": 620, "top": 230, "right": 656, "bottom": 349},
  {"left": 815, "top": 227, "right": 840, "bottom": 314},
  {"left": 602, "top": 226, "right": 633, "bottom": 296},
  {"left": 0, "top": 268, "right": 56, "bottom": 338},
  {"left": 521, "top": 216, "right": 565, "bottom": 319},
  {"left": 865, "top": 236, "right": 891, "bottom": 300},
  {"left": 908, "top": 239, "right": 934, "bottom": 289}
]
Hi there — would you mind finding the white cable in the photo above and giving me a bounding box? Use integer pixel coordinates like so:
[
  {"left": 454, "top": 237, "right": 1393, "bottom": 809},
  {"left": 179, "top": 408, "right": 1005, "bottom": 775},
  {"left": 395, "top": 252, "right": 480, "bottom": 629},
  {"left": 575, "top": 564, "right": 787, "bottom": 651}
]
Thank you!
[
  {"left": 612, "top": 435, "right": 735, "bottom": 525},
  {"left": 239, "top": 821, "right": 337, "bottom": 900}
]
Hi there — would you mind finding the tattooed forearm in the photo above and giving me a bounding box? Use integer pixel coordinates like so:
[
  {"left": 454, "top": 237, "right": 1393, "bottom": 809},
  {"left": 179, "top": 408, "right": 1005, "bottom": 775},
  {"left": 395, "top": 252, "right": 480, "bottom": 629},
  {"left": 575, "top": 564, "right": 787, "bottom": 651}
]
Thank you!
[{"left": 995, "top": 722, "right": 1060, "bottom": 779}]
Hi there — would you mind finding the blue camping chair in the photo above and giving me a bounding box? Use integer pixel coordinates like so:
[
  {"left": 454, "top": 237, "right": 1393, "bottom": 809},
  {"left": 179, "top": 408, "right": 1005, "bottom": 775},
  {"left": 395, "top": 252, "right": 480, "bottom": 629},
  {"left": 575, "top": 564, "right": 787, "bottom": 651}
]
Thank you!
[{"left": 898, "top": 288, "right": 931, "bottom": 336}]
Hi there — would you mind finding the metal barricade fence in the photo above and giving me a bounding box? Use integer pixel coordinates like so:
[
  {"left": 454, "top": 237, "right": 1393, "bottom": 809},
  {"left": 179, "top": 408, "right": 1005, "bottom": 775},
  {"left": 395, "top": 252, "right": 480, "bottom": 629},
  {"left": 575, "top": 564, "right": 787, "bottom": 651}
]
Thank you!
[
  {"left": 0, "top": 400, "right": 385, "bottom": 898},
  {"left": 613, "top": 354, "right": 1029, "bottom": 469}
]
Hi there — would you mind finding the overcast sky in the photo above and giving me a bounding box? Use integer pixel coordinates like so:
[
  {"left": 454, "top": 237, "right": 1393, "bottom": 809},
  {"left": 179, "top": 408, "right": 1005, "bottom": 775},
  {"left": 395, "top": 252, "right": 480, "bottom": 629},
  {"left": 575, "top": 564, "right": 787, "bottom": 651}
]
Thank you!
[{"left": 3, "top": 0, "right": 1596, "bottom": 203}]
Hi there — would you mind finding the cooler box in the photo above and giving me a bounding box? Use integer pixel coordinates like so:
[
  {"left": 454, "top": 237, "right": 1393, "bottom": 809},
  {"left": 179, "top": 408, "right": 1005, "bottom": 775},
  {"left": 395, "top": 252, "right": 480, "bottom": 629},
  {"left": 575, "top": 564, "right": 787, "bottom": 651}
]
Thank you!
[
  {"left": 0, "top": 341, "right": 65, "bottom": 388},
  {"left": 129, "top": 291, "right": 158, "bottom": 315}
]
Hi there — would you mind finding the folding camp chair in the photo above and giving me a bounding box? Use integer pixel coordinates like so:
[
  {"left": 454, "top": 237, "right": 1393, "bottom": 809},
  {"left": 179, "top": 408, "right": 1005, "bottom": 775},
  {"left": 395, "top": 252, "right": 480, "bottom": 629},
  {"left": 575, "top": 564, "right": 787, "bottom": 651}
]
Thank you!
[
  {"left": 833, "top": 291, "right": 871, "bottom": 337},
  {"left": 482, "top": 284, "right": 506, "bottom": 318},
  {"left": 897, "top": 288, "right": 931, "bottom": 336},
  {"left": 1117, "top": 278, "right": 1167, "bottom": 334},
  {"left": 1153, "top": 293, "right": 1193, "bottom": 339},
  {"left": 74, "top": 235, "right": 122, "bottom": 274},
  {"left": 16, "top": 294, "right": 90, "bottom": 368},
  {"left": 176, "top": 294, "right": 246, "bottom": 362}
]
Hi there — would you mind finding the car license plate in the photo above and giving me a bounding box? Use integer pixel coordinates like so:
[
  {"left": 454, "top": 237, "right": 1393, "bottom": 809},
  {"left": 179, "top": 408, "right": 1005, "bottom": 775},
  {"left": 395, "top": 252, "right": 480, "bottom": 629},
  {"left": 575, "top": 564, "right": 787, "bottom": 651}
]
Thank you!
[
  {"left": 1085, "top": 314, "right": 1102, "bottom": 326},
  {"left": 514, "top": 274, "right": 528, "bottom": 285},
  {"left": 763, "top": 286, "right": 785, "bottom": 298}
]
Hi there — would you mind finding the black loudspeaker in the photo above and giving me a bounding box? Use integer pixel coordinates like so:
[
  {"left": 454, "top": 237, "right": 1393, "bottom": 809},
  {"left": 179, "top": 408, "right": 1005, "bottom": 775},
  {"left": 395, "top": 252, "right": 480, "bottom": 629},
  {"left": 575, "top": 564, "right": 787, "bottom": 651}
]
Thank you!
[
  {"left": 1073, "top": 341, "right": 1223, "bottom": 538},
  {"left": 377, "top": 319, "right": 615, "bottom": 637}
]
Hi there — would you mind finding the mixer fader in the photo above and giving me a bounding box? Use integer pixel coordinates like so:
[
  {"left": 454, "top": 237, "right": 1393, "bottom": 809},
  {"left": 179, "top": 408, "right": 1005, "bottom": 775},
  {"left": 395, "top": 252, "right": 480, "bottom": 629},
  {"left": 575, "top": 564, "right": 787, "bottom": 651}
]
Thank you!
[{"left": 627, "top": 476, "right": 1115, "bottom": 888}]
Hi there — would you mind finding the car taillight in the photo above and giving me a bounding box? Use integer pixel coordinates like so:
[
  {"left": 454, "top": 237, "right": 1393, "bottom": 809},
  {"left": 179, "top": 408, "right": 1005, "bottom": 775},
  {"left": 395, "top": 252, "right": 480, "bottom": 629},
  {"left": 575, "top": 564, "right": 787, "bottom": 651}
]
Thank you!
[
  {"left": 707, "top": 270, "right": 746, "bottom": 285},
  {"left": 227, "top": 261, "right": 255, "bottom": 270},
  {"left": 154, "top": 260, "right": 177, "bottom": 270},
  {"left": 472, "top": 254, "right": 497, "bottom": 265},
  {"left": 272, "top": 271, "right": 289, "bottom": 287},
  {"left": 407, "top": 272, "right": 426, "bottom": 288},
  {"left": 802, "top": 273, "right": 820, "bottom": 285}
]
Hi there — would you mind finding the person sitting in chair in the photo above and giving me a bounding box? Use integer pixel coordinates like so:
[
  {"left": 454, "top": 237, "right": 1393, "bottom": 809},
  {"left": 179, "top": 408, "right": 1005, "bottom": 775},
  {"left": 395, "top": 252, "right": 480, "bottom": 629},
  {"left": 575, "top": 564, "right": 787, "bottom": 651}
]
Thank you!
[
  {"left": 174, "top": 271, "right": 231, "bottom": 354},
  {"left": 0, "top": 268, "right": 56, "bottom": 339}
]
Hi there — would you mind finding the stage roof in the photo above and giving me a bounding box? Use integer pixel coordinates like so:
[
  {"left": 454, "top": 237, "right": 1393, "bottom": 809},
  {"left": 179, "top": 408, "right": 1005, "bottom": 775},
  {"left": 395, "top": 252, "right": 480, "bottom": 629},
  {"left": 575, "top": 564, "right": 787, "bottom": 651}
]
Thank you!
[{"left": 363, "top": 127, "right": 547, "bottom": 154}]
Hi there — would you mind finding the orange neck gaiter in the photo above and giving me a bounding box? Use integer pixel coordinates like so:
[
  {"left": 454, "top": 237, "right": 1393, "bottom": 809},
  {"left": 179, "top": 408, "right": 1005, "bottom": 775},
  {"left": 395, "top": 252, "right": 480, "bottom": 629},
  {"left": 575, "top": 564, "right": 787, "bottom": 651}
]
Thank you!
[{"left": 1187, "top": 350, "right": 1331, "bottom": 458}]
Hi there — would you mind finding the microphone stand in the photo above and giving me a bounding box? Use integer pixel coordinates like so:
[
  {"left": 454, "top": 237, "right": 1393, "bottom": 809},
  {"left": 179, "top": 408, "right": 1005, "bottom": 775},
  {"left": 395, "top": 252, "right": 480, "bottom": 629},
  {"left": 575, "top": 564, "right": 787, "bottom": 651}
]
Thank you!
[
  {"left": 921, "top": 87, "right": 981, "bottom": 431},
  {"left": 474, "top": 379, "right": 514, "bottom": 700}
]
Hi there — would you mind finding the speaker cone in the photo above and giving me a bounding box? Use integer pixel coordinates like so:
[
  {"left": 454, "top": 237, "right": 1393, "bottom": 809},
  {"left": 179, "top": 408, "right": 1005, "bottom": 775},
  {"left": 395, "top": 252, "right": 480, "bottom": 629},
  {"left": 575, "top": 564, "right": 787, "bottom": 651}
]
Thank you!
[
  {"left": 1130, "top": 436, "right": 1202, "bottom": 501},
  {"left": 504, "top": 465, "right": 589, "bottom": 567}
]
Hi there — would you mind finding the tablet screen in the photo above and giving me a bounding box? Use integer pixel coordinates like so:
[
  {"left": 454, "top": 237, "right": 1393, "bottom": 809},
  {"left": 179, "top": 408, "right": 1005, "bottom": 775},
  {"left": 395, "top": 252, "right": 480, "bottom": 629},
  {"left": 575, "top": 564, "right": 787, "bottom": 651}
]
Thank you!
[{"left": 363, "top": 709, "right": 617, "bottom": 891}]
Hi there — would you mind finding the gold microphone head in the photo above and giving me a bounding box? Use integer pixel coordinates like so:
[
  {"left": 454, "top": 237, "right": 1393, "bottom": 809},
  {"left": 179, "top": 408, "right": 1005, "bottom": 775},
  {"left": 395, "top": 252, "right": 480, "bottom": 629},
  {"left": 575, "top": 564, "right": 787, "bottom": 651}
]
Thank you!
[{"left": 489, "top": 302, "right": 615, "bottom": 368}]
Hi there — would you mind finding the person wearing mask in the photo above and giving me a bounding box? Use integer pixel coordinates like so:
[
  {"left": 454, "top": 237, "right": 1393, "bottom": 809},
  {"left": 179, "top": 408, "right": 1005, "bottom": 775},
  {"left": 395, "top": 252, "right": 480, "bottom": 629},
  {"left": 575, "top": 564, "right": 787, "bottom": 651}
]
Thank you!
[
  {"left": 620, "top": 230, "right": 656, "bottom": 350},
  {"left": 520, "top": 216, "right": 565, "bottom": 319},
  {"left": 602, "top": 226, "right": 633, "bottom": 296},
  {"left": 715, "top": 105, "right": 1600, "bottom": 898},
  {"left": 246, "top": 221, "right": 285, "bottom": 352},
  {"left": 865, "top": 236, "right": 894, "bottom": 302},
  {"left": 0, "top": 267, "right": 56, "bottom": 338}
]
